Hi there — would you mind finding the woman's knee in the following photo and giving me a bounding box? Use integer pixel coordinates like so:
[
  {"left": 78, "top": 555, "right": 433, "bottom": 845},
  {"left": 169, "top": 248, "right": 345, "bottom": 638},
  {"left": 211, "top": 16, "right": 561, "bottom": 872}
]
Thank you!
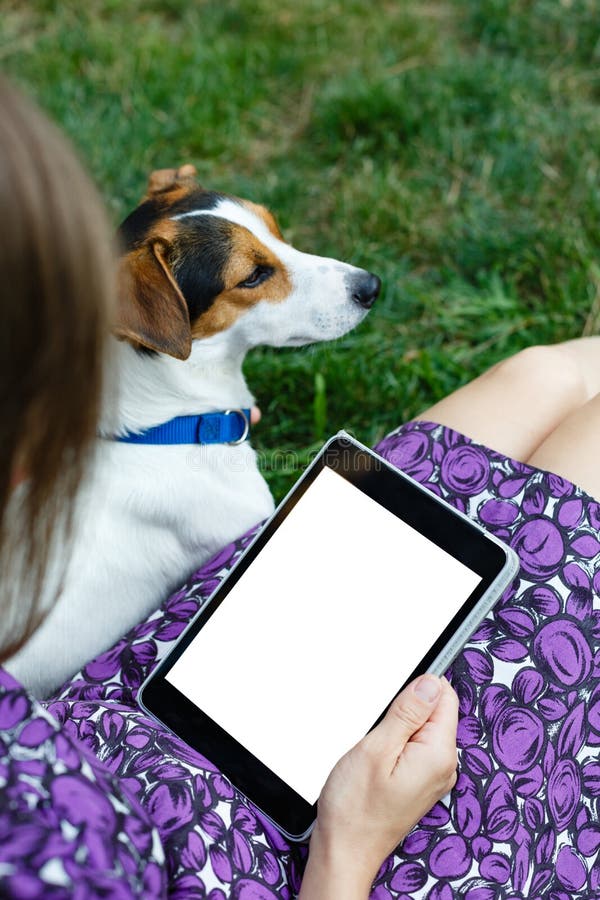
[{"left": 485, "top": 345, "right": 589, "bottom": 411}]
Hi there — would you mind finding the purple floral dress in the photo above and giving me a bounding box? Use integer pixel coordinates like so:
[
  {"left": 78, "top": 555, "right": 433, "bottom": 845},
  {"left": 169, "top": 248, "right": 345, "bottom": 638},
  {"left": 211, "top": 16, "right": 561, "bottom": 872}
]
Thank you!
[
  {"left": 0, "top": 666, "right": 166, "bottom": 899},
  {"left": 2, "top": 420, "right": 600, "bottom": 899}
]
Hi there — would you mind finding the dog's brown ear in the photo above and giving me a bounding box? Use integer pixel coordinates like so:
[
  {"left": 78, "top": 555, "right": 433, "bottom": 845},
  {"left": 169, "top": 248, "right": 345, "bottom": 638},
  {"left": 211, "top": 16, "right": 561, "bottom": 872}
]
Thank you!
[
  {"left": 114, "top": 240, "right": 192, "bottom": 360},
  {"left": 144, "top": 164, "right": 199, "bottom": 199}
]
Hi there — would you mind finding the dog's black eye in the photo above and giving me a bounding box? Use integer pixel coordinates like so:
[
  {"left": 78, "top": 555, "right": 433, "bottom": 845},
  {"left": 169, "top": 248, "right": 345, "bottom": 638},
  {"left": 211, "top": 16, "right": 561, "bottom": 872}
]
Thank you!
[{"left": 238, "top": 265, "right": 273, "bottom": 289}]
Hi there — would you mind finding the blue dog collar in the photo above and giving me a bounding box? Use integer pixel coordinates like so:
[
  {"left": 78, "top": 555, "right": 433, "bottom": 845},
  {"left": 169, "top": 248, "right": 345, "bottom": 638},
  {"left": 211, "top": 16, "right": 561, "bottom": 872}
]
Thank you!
[{"left": 115, "top": 408, "right": 251, "bottom": 446}]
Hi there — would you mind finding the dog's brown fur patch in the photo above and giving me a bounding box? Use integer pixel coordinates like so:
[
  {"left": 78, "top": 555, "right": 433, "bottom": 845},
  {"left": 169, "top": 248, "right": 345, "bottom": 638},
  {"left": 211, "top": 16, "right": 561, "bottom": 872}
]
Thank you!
[
  {"left": 240, "top": 199, "right": 284, "bottom": 241},
  {"left": 144, "top": 165, "right": 199, "bottom": 202},
  {"left": 116, "top": 240, "right": 192, "bottom": 359}
]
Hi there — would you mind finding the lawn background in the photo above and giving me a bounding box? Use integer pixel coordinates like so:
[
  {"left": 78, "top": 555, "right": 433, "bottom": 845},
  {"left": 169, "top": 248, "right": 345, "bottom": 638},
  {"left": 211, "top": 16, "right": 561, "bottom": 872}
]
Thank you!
[{"left": 2, "top": 0, "right": 599, "bottom": 499}]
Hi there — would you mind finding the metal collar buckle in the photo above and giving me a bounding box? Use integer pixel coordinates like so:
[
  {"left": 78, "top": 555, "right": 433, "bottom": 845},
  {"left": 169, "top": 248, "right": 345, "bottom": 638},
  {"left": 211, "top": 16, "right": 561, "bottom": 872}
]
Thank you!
[{"left": 224, "top": 408, "right": 250, "bottom": 445}]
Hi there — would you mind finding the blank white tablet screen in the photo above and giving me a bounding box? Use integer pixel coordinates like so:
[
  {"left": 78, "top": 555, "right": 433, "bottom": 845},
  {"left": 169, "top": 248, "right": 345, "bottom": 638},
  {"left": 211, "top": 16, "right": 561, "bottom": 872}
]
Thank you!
[{"left": 167, "top": 465, "right": 480, "bottom": 804}]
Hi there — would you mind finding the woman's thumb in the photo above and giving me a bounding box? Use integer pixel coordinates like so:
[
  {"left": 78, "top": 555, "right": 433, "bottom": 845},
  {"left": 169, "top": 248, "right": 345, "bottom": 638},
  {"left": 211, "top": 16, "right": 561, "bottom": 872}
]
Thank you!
[{"left": 365, "top": 674, "right": 443, "bottom": 755}]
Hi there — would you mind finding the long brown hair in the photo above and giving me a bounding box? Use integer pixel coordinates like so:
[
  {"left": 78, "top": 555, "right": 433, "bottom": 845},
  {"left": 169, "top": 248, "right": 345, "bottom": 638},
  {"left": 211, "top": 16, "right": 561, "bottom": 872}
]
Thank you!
[{"left": 0, "top": 79, "right": 116, "bottom": 662}]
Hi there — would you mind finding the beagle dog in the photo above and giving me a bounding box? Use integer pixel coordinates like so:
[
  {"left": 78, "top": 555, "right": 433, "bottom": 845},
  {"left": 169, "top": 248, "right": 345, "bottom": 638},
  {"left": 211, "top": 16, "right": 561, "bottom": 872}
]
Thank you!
[{"left": 6, "top": 165, "right": 380, "bottom": 697}]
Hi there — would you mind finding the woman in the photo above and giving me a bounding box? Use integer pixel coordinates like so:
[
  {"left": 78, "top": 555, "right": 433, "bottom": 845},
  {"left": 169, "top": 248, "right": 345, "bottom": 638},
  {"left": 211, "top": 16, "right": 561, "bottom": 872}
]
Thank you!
[
  {"left": 0, "top": 76, "right": 456, "bottom": 900},
  {"left": 1, "top": 77, "right": 599, "bottom": 898}
]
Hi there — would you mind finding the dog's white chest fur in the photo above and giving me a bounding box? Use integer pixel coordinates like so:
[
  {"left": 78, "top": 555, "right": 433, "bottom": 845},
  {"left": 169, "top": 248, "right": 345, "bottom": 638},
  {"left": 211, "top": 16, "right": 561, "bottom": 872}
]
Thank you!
[{"left": 6, "top": 340, "right": 274, "bottom": 698}]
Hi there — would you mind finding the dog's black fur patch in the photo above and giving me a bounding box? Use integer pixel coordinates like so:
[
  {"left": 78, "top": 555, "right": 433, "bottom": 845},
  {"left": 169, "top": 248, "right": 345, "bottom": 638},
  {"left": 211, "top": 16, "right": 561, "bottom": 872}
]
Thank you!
[
  {"left": 171, "top": 217, "right": 233, "bottom": 321},
  {"left": 118, "top": 198, "right": 162, "bottom": 251},
  {"left": 168, "top": 190, "right": 227, "bottom": 220}
]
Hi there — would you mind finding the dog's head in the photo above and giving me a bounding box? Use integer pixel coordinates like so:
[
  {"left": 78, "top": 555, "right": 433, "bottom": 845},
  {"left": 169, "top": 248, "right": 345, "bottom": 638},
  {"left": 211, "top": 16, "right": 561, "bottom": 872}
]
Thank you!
[{"left": 115, "top": 164, "right": 380, "bottom": 360}]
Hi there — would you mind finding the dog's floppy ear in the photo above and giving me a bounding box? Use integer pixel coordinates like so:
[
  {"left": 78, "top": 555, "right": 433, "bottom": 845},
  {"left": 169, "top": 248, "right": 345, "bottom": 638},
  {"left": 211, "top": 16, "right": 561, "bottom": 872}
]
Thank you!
[
  {"left": 144, "top": 164, "right": 199, "bottom": 200},
  {"left": 114, "top": 240, "right": 192, "bottom": 360}
]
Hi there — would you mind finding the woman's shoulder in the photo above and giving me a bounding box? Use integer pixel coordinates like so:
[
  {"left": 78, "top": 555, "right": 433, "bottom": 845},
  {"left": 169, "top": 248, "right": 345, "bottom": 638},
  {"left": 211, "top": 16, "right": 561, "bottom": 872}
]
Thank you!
[{"left": 0, "top": 667, "right": 166, "bottom": 898}]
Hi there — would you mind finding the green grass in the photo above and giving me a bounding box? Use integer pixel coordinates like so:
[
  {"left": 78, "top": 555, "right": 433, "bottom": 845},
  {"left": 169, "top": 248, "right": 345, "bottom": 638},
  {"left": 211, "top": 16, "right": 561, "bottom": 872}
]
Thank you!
[{"left": 2, "top": 0, "right": 599, "bottom": 498}]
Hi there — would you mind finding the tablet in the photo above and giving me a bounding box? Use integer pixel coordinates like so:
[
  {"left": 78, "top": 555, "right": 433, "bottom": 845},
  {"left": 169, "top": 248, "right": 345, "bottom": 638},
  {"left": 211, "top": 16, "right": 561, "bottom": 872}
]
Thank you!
[{"left": 140, "top": 432, "right": 518, "bottom": 841}]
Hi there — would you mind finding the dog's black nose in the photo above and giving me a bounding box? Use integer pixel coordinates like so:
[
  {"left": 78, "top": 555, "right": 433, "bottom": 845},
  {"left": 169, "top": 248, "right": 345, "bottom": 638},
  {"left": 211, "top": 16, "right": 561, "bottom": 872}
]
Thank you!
[{"left": 351, "top": 272, "right": 381, "bottom": 309}]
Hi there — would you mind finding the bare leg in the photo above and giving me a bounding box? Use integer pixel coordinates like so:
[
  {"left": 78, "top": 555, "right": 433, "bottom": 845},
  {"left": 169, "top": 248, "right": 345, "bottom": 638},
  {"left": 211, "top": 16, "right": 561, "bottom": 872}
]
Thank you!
[
  {"left": 556, "top": 337, "right": 600, "bottom": 397},
  {"left": 416, "top": 340, "right": 600, "bottom": 462},
  {"left": 527, "top": 392, "right": 600, "bottom": 498}
]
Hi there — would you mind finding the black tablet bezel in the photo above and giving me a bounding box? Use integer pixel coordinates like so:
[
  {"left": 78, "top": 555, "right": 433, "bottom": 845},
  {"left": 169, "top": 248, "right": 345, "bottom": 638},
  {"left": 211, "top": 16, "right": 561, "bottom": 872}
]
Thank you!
[{"left": 140, "top": 433, "right": 514, "bottom": 840}]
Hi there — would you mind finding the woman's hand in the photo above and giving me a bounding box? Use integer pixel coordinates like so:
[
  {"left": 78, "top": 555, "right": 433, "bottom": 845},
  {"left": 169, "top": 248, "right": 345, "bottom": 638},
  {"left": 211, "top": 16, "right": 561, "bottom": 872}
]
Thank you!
[{"left": 298, "top": 674, "right": 459, "bottom": 900}]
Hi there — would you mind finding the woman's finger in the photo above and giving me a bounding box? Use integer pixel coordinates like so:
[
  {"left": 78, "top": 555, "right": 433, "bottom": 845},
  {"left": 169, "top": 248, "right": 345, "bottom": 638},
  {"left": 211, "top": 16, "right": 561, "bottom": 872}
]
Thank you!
[
  {"left": 415, "top": 677, "right": 459, "bottom": 733},
  {"left": 361, "top": 674, "right": 443, "bottom": 760},
  {"left": 407, "top": 678, "right": 459, "bottom": 776}
]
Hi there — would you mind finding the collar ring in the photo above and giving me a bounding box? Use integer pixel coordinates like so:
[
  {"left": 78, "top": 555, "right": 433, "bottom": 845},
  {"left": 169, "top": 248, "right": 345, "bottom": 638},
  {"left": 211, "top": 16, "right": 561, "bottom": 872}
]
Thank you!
[{"left": 224, "top": 408, "right": 250, "bottom": 445}]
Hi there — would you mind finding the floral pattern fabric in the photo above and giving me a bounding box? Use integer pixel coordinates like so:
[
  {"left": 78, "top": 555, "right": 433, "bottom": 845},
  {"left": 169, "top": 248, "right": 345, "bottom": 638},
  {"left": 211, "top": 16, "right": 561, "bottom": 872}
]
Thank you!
[
  {"left": 0, "top": 666, "right": 166, "bottom": 899},
  {"left": 2, "top": 419, "right": 600, "bottom": 898},
  {"left": 49, "top": 529, "right": 308, "bottom": 900}
]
